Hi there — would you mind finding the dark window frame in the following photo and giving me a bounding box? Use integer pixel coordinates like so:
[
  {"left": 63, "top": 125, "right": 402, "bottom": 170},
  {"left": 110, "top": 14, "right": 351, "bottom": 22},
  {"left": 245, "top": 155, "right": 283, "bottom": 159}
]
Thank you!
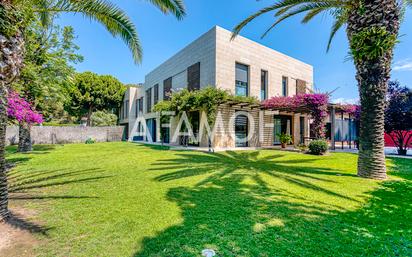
[
  {"left": 187, "top": 62, "right": 201, "bottom": 91},
  {"left": 261, "top": 70, "right": 268, "bottom": 100},
  {"left": 163, "top": 77, "right": 172, "bottom": 100},
  {"left": 124, "top": 100, "right": 129, "bottom": 119},
  {"left": 282, "top": 76, "right": 288, "bottom": 97},
  {"left": 135, "top": 98, "right": 140, "bottom": 118},
  {"left": 235, "top": 62, "right": 249, "bottom": 97},
  {"left": 146, "top": 88, "right": 152, "bottom": 113},
  {"left": 154, "top": 84, "right": 159, "bottom": 104}
]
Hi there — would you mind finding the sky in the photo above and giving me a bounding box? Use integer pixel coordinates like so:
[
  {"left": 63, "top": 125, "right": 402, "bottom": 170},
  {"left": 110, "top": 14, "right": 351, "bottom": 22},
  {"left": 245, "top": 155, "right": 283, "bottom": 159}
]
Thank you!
[{"left": 56, "top": 0, "right": 412, "bottom": 103}]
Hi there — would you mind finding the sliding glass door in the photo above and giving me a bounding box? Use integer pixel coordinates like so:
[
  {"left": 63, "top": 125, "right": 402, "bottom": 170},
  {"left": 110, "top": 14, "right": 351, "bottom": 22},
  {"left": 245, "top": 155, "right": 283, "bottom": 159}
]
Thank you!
[{"left": 273, "top": 115, "right": 292, "bottom": 145}]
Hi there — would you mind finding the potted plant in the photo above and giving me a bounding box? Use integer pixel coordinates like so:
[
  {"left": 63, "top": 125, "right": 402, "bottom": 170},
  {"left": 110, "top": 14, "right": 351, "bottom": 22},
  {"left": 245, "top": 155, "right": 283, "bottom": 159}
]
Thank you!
[{"left": 277, "top": 133, "right": 293, "bottom": 148}]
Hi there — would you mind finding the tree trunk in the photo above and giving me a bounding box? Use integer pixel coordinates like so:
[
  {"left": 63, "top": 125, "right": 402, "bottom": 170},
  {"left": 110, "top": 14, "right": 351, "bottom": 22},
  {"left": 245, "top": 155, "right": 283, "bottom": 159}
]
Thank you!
[
  {"left": 18, "top": 122, "right": 32, "bottom": 152},
  {"left": 0, "top": 4, "right": 25, "bottom": 220},
  {"left": 347, "top": 0, "right": 400, "bottom": 179},
  {"left": 86, "top": 106, "right": 93, "bottom": 126},
  {"left": 0, "top": 81, "right": 9, "bottom": 221}
]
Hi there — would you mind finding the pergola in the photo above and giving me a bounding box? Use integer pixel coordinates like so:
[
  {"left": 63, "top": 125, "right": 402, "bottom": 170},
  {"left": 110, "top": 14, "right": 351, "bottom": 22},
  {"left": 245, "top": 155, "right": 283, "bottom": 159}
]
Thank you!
[{"left": 328, "top": 104, "right": 360, "bottom": 150}]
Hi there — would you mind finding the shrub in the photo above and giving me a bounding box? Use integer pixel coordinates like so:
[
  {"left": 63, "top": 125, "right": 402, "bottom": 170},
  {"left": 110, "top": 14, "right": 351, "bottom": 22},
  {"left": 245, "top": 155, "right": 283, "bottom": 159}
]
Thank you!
[
  {"left": 308, "top": 140, "right": 328, "bottom": 155},
  {"left": 277, "top": 133, "right": 293, "bottom": 145},
  {"left": 85, "top": 137, "right": 95, "bottom": 144},
  {"left": 91, "top": 111, "right": 117, "bottom": 126}
]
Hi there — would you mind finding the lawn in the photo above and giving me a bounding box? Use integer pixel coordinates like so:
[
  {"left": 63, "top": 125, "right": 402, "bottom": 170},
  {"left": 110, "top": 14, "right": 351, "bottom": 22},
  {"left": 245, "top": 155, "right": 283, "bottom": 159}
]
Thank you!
[{"left": 5, "top": 142, "right": 412, "bottom": 256}]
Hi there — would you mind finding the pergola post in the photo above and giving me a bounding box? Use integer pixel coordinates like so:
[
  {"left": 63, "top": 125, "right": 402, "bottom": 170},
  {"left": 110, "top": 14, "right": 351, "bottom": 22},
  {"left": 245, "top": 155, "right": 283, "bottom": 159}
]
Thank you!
[
  {"left": 341, "top": 110, "right": 344, "bottom": 150},
  {"left": 330, "top": 106, "right": 336, "bottom": 150}
]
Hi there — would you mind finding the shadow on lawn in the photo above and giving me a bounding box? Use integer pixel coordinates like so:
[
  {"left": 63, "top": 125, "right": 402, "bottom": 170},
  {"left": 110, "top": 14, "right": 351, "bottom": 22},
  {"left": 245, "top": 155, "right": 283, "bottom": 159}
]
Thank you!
[
  {"left": 5, "top": 146, "right": 109, "bottom": 235},
  {"left": 135, "top": 151, "right": 412, "bottom": 256}
]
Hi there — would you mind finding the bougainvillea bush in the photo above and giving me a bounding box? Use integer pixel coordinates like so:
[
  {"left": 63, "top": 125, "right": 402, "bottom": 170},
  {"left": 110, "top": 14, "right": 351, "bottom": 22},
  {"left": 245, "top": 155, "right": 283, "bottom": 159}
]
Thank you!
[
  {"left": 335, "top": 104, "right": 361, "bottom": 121},
  {"left": 7, "top": 91, "right": 43, "bottom": 124},
  {"left": 263, "top": 93, "right": 329, "bottom": 138}
]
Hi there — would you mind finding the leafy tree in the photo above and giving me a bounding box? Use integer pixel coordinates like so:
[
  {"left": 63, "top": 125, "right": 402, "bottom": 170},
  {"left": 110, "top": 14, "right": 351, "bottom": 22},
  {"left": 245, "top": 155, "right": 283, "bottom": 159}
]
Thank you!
[
  {"left": 232, "top": 0, "right": 412, "bottom": 179},
  {"left": 66, "top": 72, "right": 125, "bottom": 126},
  {"left": 12, "top": 18, "right": 83, "bottom": 152},
  {"left": 385, "top": 81, "right": 412, "bottom": 155},
  {"left": 91, "top": 110, "right": 117, "bottom": 126},
  {"left": 1, "top": 0, "right": 186, "bottom": 221}
]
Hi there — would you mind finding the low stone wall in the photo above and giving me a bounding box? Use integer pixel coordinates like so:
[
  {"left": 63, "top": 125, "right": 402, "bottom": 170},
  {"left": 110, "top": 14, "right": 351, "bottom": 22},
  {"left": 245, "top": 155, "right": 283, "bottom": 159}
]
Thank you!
[{"left": 5, "top": 126, "right": 125, "bottom": 146}]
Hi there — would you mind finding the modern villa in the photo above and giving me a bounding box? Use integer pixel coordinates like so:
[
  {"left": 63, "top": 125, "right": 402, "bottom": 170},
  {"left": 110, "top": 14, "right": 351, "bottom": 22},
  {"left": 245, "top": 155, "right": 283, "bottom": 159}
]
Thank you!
[{"left": 120, "top": 26, "right": 317, "bottom": 149}]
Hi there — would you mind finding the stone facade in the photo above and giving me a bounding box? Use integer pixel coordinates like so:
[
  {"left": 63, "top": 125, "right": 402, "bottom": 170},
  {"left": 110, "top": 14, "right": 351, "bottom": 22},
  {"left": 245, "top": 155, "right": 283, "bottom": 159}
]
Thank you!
[{"left": 122, "top": 26, "right": 314, "bottom": 148}]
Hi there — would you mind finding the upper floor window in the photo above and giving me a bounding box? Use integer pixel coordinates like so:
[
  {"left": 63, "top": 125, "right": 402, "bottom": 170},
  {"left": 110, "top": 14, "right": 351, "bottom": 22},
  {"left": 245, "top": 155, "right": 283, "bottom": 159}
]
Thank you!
[
  {"left": 139, "top": 97, "right": 144, "bottom": 115},
  {"left": 282, "top": 76, "right": 288, "bottom": 97},
  {"left": 146, "top": 88, "right": 152, "bottom": 113},
  {"left": 135, "top": 98, "right": 143, "bottom": 118},
  {"left": 235, "top": 63, "right": 249, "bottom": 97},
  {"left": 188, "top": 62, "right": 200, "bottom": 91},
  {"left": 135, "top": 99, "right": 139, "bottom": 118},
  {"left": 163, "top": 77, "right": 172, "bottom": 100},
  {"left": 261, "top": 70, "right": 268, "bottom": 100},
  {"left": 154, "top": 84, "right": 159, "bottom": 105},
  {"left": 124, "top": 100, "right": 129, "bottom": 119}
]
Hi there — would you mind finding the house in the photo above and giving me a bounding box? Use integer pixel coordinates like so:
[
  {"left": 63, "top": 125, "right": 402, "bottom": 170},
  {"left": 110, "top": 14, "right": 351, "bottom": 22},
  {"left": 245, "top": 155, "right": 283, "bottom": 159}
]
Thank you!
[{"left": 121, "top": 26, "right": 315, "bottom": 149}]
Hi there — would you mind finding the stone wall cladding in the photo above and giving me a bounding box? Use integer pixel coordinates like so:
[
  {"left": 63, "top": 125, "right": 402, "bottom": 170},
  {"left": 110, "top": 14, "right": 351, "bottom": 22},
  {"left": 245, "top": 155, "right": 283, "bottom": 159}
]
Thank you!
[
  {"left": 215, "top": 26, "right": 313, "bottom": 98},
  {"left": 5, "top": 126, "right": 124, "bottom": 145},
  {"left": 144, "top": 27, "right": 217, "bottom": 113}
]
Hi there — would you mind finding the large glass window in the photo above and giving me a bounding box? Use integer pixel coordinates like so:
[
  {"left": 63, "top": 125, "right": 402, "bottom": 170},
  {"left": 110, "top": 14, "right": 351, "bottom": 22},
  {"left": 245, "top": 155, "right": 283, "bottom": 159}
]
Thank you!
[
  {"left": 135, "top": 99, "right": 140, "bottom": 118},
  {"left": 282, "top": 76, "right": 288, "bottom": 97},
  {"left": 235, "top": 113, "right": 249, "bottom": 147},
  {"left": 235, "top": 63, "right": 249, "bottom": 97},
  {"left": 124, "top": 100, "right": 129, "bottom": 119},
  {"left": 154, "top": 84, "right": 159, "bottom": 105},
  {"left": 261, "top": 70, "right": 268, "bottom": 100},
  {"left": 146, "top": 88, "right": 152, "bottom": 113}
]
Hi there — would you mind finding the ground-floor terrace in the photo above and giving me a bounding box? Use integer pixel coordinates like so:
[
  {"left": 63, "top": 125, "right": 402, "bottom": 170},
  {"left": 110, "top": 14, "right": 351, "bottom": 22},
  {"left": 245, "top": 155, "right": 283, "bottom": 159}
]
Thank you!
[{"left": 125, "top": 102, "right": 359, "bottom": 151}]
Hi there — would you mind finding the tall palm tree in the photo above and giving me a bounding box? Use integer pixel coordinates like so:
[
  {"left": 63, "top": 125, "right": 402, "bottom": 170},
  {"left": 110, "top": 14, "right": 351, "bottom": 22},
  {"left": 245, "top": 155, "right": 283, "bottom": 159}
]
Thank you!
[
  {"left": 233, "top": 0, "right": 411, "bottom": 180},
  {"left": 0, "top": 0, "right": 185, "bottom": 221}
]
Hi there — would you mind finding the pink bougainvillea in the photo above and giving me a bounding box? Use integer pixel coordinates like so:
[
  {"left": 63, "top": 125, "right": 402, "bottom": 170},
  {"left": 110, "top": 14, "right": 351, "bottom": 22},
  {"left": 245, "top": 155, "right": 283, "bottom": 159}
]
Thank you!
[
  {"left": 7, "top": 91, "right": 43, "bottom": 125},
  {"left": 262, "top": 93, "right": 329, "bottom": 138},
  {"left": 336, "top": 104, "right": 361, "bottom": 121}
]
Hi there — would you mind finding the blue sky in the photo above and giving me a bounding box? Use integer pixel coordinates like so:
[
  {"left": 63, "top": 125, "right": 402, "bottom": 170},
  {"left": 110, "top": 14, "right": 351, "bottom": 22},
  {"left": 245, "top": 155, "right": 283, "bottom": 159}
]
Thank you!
[{"left": 57, "top": 0, "right": 412, "bottom": 102}]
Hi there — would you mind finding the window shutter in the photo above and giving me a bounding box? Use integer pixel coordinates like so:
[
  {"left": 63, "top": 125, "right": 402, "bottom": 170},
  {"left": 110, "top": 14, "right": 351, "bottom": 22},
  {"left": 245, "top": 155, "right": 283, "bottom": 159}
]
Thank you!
[
  {"left": 296, "top": 79, "right": 307, "bottom": 95},
  {"left": 187, "top": 62, "right": 200, "bottom": 91}
]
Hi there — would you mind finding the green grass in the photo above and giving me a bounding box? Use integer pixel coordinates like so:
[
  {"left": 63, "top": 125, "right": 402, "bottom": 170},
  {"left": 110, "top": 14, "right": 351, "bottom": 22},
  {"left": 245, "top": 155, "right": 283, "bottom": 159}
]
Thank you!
[{"left": 6, "top": 142, "right": 412, "bottom": 256}]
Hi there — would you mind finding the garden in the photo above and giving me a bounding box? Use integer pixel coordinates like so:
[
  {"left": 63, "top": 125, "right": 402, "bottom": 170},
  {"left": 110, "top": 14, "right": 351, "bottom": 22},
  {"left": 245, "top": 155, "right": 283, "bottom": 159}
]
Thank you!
[{"left": 2, "top": 142, "right": 411, "bottom": 256}]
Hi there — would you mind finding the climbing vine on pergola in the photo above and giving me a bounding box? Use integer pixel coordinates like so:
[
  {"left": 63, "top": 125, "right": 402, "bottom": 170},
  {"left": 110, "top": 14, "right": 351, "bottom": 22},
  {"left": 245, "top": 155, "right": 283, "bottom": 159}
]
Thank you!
[{"left": 262, "top": 94, "right": 329, "bottom": 139}]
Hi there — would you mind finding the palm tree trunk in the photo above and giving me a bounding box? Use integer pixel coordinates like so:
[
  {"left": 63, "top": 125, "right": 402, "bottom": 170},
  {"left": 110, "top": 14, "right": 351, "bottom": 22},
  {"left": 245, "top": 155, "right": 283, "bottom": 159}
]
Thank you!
[
  {"left": 0, "top": 7, "right": 25, "bottom": 219},
  {"left": 18, "top": 122, "right": 32, "bottom": 152},
  {"left": 347, "top": 0, "right": 400, "bottom": 179},
  {"left": 0, "top": 80, "right": 9, "bottom": 221}
]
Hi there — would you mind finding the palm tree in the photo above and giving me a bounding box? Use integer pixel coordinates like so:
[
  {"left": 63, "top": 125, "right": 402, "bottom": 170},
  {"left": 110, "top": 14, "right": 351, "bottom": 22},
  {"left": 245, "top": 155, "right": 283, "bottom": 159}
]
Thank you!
[
  {"left": 0, "top": 0, "right": 185, "bottom": 221},
  {"left": 233, "top": 0, "right": 411, "bottom": 180}
]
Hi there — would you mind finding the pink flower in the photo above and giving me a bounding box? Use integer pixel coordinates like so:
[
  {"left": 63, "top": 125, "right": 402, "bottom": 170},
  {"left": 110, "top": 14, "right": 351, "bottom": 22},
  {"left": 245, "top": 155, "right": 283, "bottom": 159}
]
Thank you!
[
  {"left": 263, "top": 93, "right": 329, "bottom": 138},
  {"left": 7, "top": 91, "right": 43, "bottom": 125}
]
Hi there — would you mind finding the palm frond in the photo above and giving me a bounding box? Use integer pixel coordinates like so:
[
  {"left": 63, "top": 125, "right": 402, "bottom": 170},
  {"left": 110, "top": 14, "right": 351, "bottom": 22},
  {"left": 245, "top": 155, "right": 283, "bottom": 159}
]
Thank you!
[
  {"left": 261, "top": 2, "right": 338, "bottom": 38},
  {"left": 36, "top": 0, "right": 53, "bottom": 27},
  {"left": 302, "top": 7, "right": 325, "bottom": 23},
  {"left": 326, "top": 10, "right": 347, "bottom": 51},
  {"left": 232, "top": 1, "right": 297, "bottom": 40},
  {"left": 232, "top": 0, "right": 347, "bottom": 50},
  {"left": 48, "top": 0, "right": 142, "bottom": 63},
  {"left": 145, "top": 0, "right": 186, "bottom": 20}
]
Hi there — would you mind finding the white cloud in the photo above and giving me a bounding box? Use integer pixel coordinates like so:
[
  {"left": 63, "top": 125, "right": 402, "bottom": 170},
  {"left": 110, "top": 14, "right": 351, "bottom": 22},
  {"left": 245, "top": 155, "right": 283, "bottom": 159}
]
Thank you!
[
  {"left": 331, "top": 98, "right": 359, "bottom": 105},
  {"left": 393, "top": 59, "right": 412, "bottom": 71}
]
